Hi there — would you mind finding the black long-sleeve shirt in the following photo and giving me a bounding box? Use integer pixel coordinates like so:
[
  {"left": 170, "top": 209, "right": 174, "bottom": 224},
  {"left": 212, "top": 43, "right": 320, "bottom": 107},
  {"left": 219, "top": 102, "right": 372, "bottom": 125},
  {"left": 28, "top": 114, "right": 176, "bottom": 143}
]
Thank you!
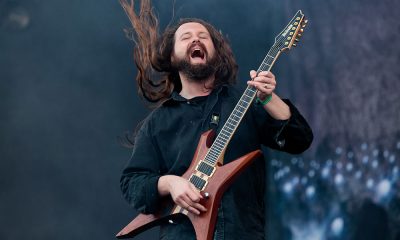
[{"left": 121, "top": 84, "right": 313, "bottom": 239}]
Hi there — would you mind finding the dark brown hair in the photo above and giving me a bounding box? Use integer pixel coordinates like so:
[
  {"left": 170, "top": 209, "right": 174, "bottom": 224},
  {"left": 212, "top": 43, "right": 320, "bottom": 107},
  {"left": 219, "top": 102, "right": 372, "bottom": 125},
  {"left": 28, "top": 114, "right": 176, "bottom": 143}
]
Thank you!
[{"left": 120, "top": 0, "right": 238, "bottom": 105}]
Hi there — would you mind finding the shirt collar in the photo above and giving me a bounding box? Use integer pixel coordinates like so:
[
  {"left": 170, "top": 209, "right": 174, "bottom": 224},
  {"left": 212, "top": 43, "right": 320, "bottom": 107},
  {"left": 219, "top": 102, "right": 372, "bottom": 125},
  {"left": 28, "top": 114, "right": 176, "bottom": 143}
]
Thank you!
[{"left": 162, "top": 84, "right": 229, "bottom": 106}]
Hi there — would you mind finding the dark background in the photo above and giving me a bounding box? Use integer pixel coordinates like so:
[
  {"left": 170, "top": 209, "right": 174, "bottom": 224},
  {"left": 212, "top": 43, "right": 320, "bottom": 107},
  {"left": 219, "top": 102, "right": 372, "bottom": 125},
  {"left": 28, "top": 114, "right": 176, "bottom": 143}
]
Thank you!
[{"left": 1, "top": 0, "right": 399, "bottom": 239}]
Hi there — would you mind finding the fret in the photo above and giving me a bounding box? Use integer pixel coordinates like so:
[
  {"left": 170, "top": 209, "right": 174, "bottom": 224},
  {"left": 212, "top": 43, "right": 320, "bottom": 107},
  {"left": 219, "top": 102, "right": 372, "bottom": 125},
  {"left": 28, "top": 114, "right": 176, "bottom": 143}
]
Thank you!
[
  {"left": 235, "top": 109, "right": 244, "bottom": 115},
  {"left": 242, "top": 97, "right": 253, "bottom": 104},
  {"left": 238, "top": 101, "right": 246, "bottom": 108},
  {"left": 224, "top": 124, "right": 234, "bottom": 131},
  {"left": 213, "top": 141, "right": 224, "bottom": 150},
  {"left": 208, "top": 148, "right": 219, "bottom": 157},
  {"left": 209, "top": 148, "right": 220, "bottom": 157},
  {"left": 241, "top": 96, "right": 251, "bottom": 103},
  {"left": 232, "top": 108, "right": 241, "bottom": 115},
  {"left": 226, "top": 122, "right": 236, "bottom": 129},
  {"left": 226, "top": 121, "right": 236, "bottom": 130},
  {"left": 246, "top": 87, "right": 255, "bottom": 93},
  {"left": 221, "top": 127, "right": 233, "bottom": 135},
  {"left": 206, "top": 156, "right": 217, "bottom": 165},
  {"left": 231, "top": 114, "right": 241, "bottom": 122},
  {"left": 228, "top": 118, "right": 238, "bottom": 127},
  {"left": 211, "top": 141, "right": 223, "bottom": 149},
  {"left": 243, "top": 90, "right": 254, "bottom": 95},
  {"left": 226, "top": 123, "right": 237, "bottom": 132},
  {"left": 204, "top": 156, "right": 215, "bottom": 164},
  {"left": 265, "top": 55, "right": 274, "bottom": 61},
  {"left": 240, "top": 98, "right": 250, "bottom": 105},
  {"left": 207, "top": 150, "right": 219, "bottom": 160},
  {"left": 246, "top": 88, "right": 256, "bottom": 94},
  {"left": 261, "top": 62, "right": 271, "bottom": 68},
  {"left": 236, "top": 102, "right": 245, "bottom": 108},
  {"left": 236, "top": 105, "right": 246, "bottom": 111},
  {"left": 216, "top": 137, "right": 227, "bottom": 146},
  {"left": 243, "top": 94, "right": 253, "bottom": 100},
  {"left": 228, "top": 117, "right": 238, "bottom": 124},
  {"left": 219, "top": 131, "right": 230, "bottom": 141},
  {"left": 210, "top": 145, "right": 221, "bottom": 153}
]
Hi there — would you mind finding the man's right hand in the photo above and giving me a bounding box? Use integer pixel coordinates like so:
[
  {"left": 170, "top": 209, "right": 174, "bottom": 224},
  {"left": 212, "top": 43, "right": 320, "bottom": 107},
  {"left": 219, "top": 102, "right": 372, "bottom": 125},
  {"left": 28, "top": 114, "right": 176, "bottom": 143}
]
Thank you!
[{"left": 158, "top": 175, "right": 207, "bottom": 215}]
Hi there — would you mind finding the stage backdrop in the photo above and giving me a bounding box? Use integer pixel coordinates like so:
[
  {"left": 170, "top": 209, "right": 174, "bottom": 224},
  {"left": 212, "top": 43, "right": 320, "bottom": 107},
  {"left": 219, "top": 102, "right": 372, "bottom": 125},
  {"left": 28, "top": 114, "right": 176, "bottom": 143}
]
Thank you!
[{"left": 0, "top": 0, "right": 399, "bottom": 239}]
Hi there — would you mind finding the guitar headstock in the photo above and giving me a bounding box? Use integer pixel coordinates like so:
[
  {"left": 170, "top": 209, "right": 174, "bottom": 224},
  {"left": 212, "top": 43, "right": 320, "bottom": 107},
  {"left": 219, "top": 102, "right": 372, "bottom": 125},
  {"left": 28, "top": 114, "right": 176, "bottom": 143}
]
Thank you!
[{"left": 274, "top": 10, "right": 308, "bottom": 52}]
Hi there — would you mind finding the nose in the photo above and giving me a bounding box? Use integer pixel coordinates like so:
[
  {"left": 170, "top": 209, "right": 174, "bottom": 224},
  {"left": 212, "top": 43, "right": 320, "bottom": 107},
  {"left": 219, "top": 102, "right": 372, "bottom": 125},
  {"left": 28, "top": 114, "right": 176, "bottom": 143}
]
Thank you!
[{"left": 192, "top": 38, "right": 200, "bottom": 43}]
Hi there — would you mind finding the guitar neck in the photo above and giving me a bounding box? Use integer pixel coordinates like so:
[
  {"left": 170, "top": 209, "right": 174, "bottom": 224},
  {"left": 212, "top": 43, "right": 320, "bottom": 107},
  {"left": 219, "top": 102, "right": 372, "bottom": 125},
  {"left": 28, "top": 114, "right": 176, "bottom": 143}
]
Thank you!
[{"left": 203, "top": 46, "right": 282, "bottom": 167}]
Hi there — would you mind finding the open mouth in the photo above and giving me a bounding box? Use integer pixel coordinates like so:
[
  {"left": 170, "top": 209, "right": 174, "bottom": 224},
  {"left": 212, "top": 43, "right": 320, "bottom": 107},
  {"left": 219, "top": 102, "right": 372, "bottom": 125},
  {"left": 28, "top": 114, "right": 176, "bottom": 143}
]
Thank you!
[{"left": 190, "top": 48, "right": 205, "bottom": 60}]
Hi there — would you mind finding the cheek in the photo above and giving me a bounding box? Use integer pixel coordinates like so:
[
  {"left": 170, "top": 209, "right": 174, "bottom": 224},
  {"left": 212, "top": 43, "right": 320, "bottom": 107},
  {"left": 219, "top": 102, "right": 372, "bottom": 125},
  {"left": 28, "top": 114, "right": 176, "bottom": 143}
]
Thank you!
[
  {"left": 207, "top": 43, "right": 216, "bottom": 58},
  {"left": 173, "top": 42, "right": 187, "bottom": 57}
]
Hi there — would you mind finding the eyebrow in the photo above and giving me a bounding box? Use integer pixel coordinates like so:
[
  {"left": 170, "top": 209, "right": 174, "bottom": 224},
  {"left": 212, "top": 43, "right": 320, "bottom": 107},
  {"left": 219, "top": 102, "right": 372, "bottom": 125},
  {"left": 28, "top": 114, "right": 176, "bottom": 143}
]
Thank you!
[{"left": 179, "top": 31, "right": 210, "bottom": 38}]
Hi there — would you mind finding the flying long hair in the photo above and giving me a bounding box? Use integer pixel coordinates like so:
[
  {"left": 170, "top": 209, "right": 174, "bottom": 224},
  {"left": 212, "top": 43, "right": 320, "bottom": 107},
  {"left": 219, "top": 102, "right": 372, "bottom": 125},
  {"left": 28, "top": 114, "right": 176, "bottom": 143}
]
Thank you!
[{"left": 120, "top": 0, "right": 238, "bottom": 105}]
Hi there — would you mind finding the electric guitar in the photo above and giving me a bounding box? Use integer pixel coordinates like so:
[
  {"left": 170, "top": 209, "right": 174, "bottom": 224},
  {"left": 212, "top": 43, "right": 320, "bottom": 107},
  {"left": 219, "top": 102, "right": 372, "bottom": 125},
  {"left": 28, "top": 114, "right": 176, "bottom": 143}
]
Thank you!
[{"left": 116, "top": 10, "right": 308, "bottom": 240}]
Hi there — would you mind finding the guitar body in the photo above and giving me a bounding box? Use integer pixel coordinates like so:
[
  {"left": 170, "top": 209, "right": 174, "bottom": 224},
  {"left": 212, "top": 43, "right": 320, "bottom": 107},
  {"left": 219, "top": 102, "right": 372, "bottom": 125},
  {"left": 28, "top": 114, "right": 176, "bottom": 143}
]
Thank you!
[{"left": 116, "top": 130, "right": 262, "bottom": 239}]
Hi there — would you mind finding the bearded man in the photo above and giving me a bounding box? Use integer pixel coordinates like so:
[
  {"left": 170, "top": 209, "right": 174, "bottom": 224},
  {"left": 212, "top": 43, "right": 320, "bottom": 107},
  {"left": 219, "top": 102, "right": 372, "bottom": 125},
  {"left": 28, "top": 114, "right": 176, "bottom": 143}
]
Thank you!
[{"left": 119, "top": 1, "right": 313, "bottom": 239}]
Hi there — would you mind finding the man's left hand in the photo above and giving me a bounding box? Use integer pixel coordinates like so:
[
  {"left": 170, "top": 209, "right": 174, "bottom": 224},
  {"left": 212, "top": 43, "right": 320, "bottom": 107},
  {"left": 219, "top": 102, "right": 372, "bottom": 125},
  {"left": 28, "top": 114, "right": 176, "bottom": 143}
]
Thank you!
[{"left": 247, "top": 70, "right": 276, "bottom": 100}]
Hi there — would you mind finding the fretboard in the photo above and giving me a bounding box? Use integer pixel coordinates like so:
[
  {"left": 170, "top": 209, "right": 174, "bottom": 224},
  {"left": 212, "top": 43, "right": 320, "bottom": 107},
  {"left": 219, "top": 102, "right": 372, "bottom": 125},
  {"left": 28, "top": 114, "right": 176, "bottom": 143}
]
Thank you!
[{"left": 202, "top": 46, "right": 282, "bottom": 167}]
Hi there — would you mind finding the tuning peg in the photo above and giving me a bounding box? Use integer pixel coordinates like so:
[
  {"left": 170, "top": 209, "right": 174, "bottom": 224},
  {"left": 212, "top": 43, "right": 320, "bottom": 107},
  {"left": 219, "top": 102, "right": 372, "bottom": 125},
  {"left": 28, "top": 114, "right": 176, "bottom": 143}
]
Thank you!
[
  {"left": 297, "top": 33, "right": 302, "bottom": 37},
  {"left": 295, "top": 38, "right": 299, "bottom": 42},
  {"left": 300, "top": 28, "right": 304, "bottom": 33},
  {"left": 304, "top": 19, "right": 308, "bottom": 24},
  {"left": 292, "top": 43, "right": 297, "bottom": 47}
]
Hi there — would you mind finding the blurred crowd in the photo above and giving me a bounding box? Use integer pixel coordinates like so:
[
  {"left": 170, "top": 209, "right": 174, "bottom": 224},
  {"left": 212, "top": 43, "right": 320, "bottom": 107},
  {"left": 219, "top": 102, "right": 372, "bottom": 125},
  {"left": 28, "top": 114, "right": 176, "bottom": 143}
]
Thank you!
[{"left": 267, "top": 137, "right": 400, "bottom": 240}]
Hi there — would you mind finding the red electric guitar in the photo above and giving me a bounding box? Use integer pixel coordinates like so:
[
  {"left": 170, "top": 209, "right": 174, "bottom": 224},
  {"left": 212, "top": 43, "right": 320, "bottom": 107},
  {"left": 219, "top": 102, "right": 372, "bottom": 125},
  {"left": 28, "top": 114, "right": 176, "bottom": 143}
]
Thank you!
[{"left": 116, "top": 10, "right": 308, "bottom": 240}]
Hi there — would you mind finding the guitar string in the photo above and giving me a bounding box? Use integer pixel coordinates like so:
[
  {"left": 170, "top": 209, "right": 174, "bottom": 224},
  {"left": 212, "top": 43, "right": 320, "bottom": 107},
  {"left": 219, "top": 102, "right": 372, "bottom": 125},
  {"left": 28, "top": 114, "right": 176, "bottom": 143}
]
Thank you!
[{"left": 202, "top": 40, "right": 287, "bottom": 167}]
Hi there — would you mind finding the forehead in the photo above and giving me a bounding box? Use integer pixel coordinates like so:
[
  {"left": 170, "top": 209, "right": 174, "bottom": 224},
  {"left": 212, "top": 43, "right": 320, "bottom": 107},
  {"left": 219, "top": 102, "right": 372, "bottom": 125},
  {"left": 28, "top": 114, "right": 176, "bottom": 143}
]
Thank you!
[{"left": 175, "top": 22, "right": 210, "bottom": 37}]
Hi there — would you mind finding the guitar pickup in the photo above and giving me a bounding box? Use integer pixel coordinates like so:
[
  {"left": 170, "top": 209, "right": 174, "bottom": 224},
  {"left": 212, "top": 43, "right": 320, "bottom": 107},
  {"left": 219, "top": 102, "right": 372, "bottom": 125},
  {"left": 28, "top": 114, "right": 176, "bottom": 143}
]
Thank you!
[
  {"left": 196, "top": 161, "right": 215, "bottom": 176},
  {"left": 189, "top": 175, "right": 207, "bottom": 190}
]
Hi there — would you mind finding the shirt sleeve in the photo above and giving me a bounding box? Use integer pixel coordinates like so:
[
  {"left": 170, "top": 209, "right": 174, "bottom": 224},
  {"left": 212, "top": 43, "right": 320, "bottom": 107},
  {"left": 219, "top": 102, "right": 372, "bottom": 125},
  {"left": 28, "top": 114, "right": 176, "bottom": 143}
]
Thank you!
[
  {"left": 252, "top": 99, "right": 313, "bottom": 154},
  {"left": 120, "top": 120, "right": 163, "bottom": 214}
]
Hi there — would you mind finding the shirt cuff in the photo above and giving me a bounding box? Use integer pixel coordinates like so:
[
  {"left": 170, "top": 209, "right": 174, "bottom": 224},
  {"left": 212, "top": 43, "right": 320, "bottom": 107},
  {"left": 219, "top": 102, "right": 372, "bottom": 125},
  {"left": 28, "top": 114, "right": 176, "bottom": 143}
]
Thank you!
[{"left": 144, "top": 174, "right": 162, "bottom": 213}]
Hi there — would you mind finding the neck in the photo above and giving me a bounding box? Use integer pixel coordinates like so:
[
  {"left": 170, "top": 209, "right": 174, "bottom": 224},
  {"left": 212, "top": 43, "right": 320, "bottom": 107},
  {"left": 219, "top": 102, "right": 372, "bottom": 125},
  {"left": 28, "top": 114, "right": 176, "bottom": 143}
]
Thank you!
[{"left": 179, "top": 73, "right": 215, "bottom": 99}]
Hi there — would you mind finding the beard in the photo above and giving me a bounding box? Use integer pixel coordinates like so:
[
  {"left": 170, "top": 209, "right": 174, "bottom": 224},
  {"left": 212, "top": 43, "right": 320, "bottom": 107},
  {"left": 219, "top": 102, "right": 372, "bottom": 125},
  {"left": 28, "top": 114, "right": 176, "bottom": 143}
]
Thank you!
[{"left": 172, "top": 52, "right": 217, "bottom": 82}]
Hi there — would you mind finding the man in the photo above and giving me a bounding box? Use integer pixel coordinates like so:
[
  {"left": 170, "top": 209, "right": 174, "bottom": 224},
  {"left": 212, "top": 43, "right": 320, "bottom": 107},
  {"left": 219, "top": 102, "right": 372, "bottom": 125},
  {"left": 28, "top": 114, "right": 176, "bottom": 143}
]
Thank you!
[{"left": 119, "top": 0, "right": 313, "bottom": 239}]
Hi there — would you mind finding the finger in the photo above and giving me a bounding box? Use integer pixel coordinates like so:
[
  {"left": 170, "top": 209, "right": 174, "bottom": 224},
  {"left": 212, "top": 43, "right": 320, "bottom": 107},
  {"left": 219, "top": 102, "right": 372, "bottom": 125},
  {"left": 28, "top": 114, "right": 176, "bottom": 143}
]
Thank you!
[
  {"left": 177, "top": 195, "right": 201, "bottom": 215},
  {"left": 189, "top": 184, "right": 204, "bottom": 200},
  {"left": 192, "top": 202, "right": 207, "bottom": 212},
  {"left": 186, "top": 186, "right": 202, "bottom": 203},
  {"left": 258, "top": 71, "right": 274, "bottom": 78},
  {"left": 247, "top": 81, "right": 274, "bottom": 95},
  {"left": 253, "top": 76, "right": 276, "bottom": 87},
  {"left": 247, "top": 80, "right": 268, "bottom": 89},
  {"left": 249, "top": 70, "right": 257, "bottom": 79}
]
